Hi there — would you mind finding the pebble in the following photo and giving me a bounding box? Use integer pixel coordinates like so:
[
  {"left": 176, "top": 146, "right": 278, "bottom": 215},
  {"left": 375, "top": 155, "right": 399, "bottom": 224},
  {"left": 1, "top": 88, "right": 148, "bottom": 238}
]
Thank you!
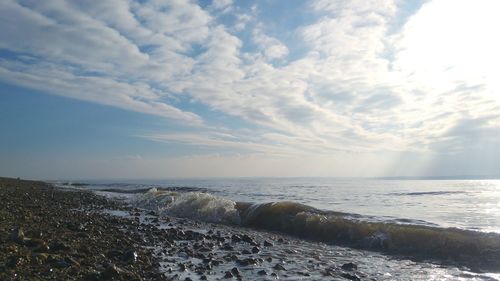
[
  {"left": 341, "top": 262, "right": 358, "bottom": 271},
  {"left": 273, "top": 263, "right": 286, "bottom": 271}
]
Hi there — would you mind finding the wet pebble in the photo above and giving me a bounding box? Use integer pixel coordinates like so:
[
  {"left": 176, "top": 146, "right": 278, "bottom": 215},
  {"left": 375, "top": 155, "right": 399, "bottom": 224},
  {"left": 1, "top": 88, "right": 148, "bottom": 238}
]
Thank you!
[
  {"left": 341, "top": 272, "right": 361, "bottom": 281},
  {"left": 341, "top": 262, "right": 358, "bottom": 271},
  {"left": 264, "top": 240, "right": 273, "bottom": 247},
  {"left": 257, "top": 269, "right": 267, "bottom": 275},
  {"left": 273, "top": 263, "right": 286, "bottom": 271}
]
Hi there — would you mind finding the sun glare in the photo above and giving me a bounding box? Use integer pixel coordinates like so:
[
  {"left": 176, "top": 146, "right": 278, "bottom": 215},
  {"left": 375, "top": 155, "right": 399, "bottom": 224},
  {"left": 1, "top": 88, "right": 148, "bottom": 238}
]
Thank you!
[{"left": 396, "top": 0, "right": 500, "bottom": 98}]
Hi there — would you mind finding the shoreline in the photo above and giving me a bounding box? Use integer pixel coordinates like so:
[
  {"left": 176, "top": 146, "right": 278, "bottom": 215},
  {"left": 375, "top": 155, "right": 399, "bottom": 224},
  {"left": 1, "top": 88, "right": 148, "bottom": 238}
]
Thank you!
[{"left": 1, "top": 177, "right": 499, "bottom": 280}]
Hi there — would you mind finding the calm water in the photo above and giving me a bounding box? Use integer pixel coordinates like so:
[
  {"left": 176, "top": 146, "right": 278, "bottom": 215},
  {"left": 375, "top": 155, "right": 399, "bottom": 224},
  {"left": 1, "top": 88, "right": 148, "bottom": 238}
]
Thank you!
[{"left": 63, "top": 178, "right": 500, "bottom": 233}]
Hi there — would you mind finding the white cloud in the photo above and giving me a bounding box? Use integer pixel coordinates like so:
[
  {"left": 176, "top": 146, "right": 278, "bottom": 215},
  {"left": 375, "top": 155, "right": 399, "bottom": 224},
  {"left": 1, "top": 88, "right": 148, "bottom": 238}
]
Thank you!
[
  {"left": 252, "top": 26, "right": 289, "bottom": 60},
  {"left": 1, "top": 0, "right": 500, "bottom": 177},
  {"left": 212, "top": 0, "right": 233, "bottom": 11}
]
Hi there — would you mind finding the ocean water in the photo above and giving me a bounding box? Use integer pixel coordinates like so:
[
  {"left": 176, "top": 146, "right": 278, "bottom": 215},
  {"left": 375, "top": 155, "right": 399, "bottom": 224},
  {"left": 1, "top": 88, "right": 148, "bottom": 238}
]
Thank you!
[
  {"left": 62, "top": 178, "right": 500, "bottom": 233},
  {"left": 56, "top": 178, "right": 500, "bottom": 277}
]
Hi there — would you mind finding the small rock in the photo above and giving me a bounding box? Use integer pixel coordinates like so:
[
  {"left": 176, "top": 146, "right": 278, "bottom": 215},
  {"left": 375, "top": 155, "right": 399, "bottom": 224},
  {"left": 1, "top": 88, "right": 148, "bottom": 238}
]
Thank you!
[
  {"left": 34, "top": 243, "right": 51, "bottom": 253},
  {"left": 241, "top": 249, "right": 251, "bottom": 255},
  {"left": 341, "top": 262, "right": 358, "bottom": 271},
  {"left": 6, "top": 256, "right": 23, "bottom": 268},
  {"left": 10, "top": 228, "right": 25, "bottom": 244},
  {"left": 264, "top": 240, "right": 273, "bottom": 247},
  {"left": 122, "top": 250, "right": 138, "bottom": 263},
  {"left": 224, "top": 271, "right": 233, "bottom": 278},
  {"left": 102, "top": 263, "right": 137, "bottom": 280},
  {"left": 273, "top": 263, "right": 286, "bottom": 271},
  {"left": 231, "top": 234, "right": 242, "bottom": 243},
  {"left": 251, "top": 246, "right": 260, "bottom": 254},
  {"left": 257, "top": 270, "right": 267, "bottom": 275},
  {"left": 50, "top": 240, "right": 70, "bottom": 251},
  {"left": 231, "top": 267, "right": 240, "bottom": 276}
]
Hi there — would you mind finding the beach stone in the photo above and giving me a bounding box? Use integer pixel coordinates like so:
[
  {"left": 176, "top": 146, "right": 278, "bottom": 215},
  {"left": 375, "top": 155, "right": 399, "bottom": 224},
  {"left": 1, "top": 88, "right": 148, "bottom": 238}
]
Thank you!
[
  {"left": 6, "top": 256, "right": 23, "bottom": 268},
  {"left": 241, "top": 249, "right": 251, "bottom": 255},
  {"left": 273, "top": 263, "right": 286, "bottom": 271},
  {"left": 241, "top": 234, "right": 256, "bottom": 245},
  {"left": 10, "top": 228, "right": 25, "bottom": 244},
  {"left": 264, "top": 240, "right": 273, "bottom": 247},
  {"left": 258, "top": 269, "right": 267, "bottom": 275},
  {"left": 237, "top": 258, "right": 259, "bottom": 266},
  {"left": 122, "top": 249, "right": 138, "bottom": 263},
  {"left": 341, "top": 262, "right": 357, "bottom": 271},
  {"left": 231, "top": 234, "right": 242, "bottom": 243},
  {"left": 33, "top": 242, "right": 51, "bottom": 253},
  {"left": 224, "top": 271, "right": 233, "bottom": 278},
  {"left": 252, "top": 246, "right": 260, "bottom": 253},
  {"left": 25, "top": 238, "right": 45, "bottom": 247},
  {"left": 50, "top": 240, "right": 70, "bottom": 251},
  {"left": 231, "top": 267, "right": 240, "bottom": 276},
  {"left": 102, "top": 263, "right": 138, "bottom": 280}
]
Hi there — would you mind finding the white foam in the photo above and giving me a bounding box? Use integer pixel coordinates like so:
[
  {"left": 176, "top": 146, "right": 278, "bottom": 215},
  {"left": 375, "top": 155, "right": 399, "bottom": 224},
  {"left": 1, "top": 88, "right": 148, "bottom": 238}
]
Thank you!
[
  {"left": 162, "top": 192, "right": 241, "bottom": 225},
  {"left": 134, "top": 188, "right": 178, "bottom": 210},
  {"left": 133, "top": 189, "right": 241, "bottom": 225}
]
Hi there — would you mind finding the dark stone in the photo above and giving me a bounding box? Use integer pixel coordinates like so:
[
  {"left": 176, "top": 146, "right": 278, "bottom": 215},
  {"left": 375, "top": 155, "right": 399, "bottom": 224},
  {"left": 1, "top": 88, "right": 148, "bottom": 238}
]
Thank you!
[
  {"left": 102, "top": 263, "right": 137, "bottom": 280},
  {"left": 224, "top": 271, "right": 233, "bottom": 278},
  {"left": 50, "top": 240, "right": 70, "bottom": 251},
  {"left": 341, "top": 262, "right": 358, "bottom": 271},
  {"left": 251, "top": 246, "right": 260, "bottom": 253},
  {"left": 241, "top": 249, "right": 251, "bottom": 255},
  {"left": 236, "top": 258, "right": 259, "bottom": 266},
  {"left": 231, "top": 234, "right": 242, "bottom": 243},
  {"left": 6, "top": 256, "right": 23, "bottom": 268},
  {"left": 273, "top": 263, "right": 286, "bottom": 271},
  {"left": 231, "top": 267, "right": 240, "bottom": 276},
  {"left": 257, "top": 270, "right": 267, "bottom": 275},
  {"left": 122, "top": 249, "right": 138, "bottom": 263},
  {"left": 10, "top": 228, "right": 25, "bottom": 244},
  {"left": 264, "top": 240, "right": 273, "bottom": 247}
]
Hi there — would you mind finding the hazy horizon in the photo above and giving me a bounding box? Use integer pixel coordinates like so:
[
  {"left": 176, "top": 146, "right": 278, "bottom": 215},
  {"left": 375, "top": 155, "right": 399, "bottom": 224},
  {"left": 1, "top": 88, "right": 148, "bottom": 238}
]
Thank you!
[{"left": 1, "top": 0, "right": 499, "bottom": 179}]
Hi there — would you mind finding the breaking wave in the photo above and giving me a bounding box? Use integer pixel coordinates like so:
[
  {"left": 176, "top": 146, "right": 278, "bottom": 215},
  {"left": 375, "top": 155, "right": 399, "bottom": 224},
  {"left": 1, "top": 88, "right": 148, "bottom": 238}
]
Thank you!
[
  {"left": 135, "top": 189, "right": 240, "bottom": 224},
  {"left": 133, "top": 189, "right": 500, "bottom": 271}
]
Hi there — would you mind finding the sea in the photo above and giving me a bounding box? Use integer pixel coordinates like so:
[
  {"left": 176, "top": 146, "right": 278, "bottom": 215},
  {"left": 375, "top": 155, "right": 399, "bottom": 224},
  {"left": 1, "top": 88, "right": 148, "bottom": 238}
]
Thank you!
[{"left": 55, "top": 177, "right": 500, "bottom": 280}]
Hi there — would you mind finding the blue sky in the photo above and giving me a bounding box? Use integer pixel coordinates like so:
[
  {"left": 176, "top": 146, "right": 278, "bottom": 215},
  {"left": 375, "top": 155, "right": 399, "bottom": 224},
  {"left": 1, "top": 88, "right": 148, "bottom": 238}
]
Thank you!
[{"left": 1, "top": 0, "right": 499, "bottom": 179}]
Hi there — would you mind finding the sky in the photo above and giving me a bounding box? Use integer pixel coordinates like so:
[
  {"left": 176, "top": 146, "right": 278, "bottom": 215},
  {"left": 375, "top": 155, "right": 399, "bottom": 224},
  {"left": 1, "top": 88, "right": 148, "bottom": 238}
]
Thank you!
[{"left": 1, "top": 0, "right": 499, "bottom": 179}]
